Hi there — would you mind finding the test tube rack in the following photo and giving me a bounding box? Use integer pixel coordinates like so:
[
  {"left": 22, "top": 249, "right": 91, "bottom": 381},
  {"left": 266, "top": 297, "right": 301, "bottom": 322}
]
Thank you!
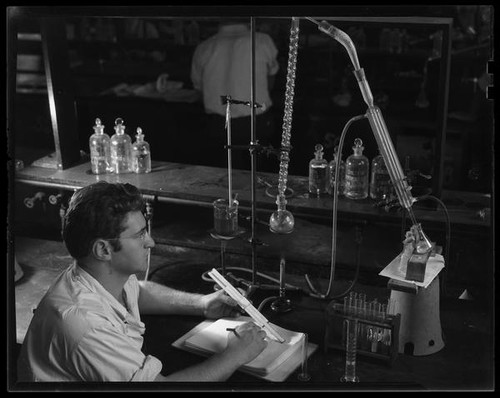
[{"left": 324, "top": 298, "right": 401, "bottom": 366}]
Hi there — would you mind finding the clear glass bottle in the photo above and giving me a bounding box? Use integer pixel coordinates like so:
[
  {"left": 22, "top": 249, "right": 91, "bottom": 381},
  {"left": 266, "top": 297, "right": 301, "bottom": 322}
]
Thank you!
[
  {"left": 329, "top": 146, "right": 346, "bottom": 196},
  {"left": 309, "top": 144, "right": 329, "bottom": 196},
  {"left": 131, "top": 127, "right": 151, "bottom": 173},
  {"left": 344, "top": 138, "right": 369, "bottom": 199},
  {"left": 370, "top": 150, "right": 392, "bottom": 200},
  {"left": 89, "top": 117, "right": 111, "bottom": 174},
  {"left": 110, "top": 117, "right": 131, "bottom": 174}
]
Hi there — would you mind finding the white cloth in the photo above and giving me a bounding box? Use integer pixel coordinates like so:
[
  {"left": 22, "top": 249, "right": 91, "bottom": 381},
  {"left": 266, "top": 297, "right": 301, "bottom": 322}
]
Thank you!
[
  {"left": 17, "top": 263, "right": 162, "bottom": 382},
  {"left": 191, "top": 23, "right": 279, "bottom": 118}
]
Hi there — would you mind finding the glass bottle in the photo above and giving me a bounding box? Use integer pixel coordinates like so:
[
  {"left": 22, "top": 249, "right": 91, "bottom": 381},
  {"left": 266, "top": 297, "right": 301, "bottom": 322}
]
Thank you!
[
  {"left": 110, "top": 117, "right": 132, "bottom": 174},
  {"left": 309, "top": 144, "right": 329, "bottom": 196},
  {"left": 89, "top": 118, "right": 111, "bottom": 174},
  {"left": 131, "top": 127, "right": 151, "bottom": 173},
  {"left": 329, "top": 146, "right": 346, "bottom": 196},
  {"left": 344, "top": 138, "right": 369, "bottom": 199},
  {"left": 370, "top": 150, "right": 392, "bottom": 200}
]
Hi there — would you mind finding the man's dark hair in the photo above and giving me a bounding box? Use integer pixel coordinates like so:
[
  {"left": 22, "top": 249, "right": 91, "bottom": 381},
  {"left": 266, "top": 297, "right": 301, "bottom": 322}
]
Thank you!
[{"left": 63, "top": 181, "right": 144, "bottom": 259}]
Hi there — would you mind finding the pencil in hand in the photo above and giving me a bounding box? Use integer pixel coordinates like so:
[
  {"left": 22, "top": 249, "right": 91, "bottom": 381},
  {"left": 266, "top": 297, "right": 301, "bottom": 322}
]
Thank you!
[{"left": 226, "top": 327, "right": 240, "bottom": 338}]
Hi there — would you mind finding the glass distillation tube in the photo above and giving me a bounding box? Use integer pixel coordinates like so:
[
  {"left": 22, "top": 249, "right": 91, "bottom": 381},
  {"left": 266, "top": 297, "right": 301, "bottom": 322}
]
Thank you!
[
  {"left": 269, "top": 17, "right": 299, "bottom": 234},
  {"left": 341, "top": 318, "right": 360, "bottom": 383}
]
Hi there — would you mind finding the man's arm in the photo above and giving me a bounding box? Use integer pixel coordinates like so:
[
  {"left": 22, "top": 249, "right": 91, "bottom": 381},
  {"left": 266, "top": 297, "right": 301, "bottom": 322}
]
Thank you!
[
  {"left": 138, "top": 280, "right": 204, "bottom": 316},
  {"left": 153, "top": 322, "right": 267, "bottom": 382},
  {"left": 153, "top": 350, "right": 242, "bottom": 382},
  {"left": 138, "top": 280, "right": 240, "bottom": 318}
]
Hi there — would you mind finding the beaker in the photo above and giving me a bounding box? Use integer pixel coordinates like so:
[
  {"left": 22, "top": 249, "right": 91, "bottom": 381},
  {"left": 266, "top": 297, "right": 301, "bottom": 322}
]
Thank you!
[{"left": 213, "top": 198, "right": 239, "bottom": 237}]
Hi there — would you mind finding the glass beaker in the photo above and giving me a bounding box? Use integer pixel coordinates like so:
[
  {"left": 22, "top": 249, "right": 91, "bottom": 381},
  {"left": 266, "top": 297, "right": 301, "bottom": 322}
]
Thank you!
[{"left": 213, "top": 198, "right": 239, "bottom": 237}]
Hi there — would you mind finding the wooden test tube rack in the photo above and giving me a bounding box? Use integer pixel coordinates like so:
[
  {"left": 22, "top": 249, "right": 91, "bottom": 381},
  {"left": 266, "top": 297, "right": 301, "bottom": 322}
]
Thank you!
[{"left": 324, "top": 301, "right": 401, "bottom": 366}]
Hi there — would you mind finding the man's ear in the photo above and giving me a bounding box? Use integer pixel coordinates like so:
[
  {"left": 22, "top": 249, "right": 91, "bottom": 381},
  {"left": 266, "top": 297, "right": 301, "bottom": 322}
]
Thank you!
[{"left": 92, "top": 239, "right": 113, "bottom": 261}]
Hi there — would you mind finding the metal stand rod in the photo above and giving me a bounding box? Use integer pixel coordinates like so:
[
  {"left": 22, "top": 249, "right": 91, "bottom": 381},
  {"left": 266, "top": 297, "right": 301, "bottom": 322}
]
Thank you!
[
  {"left": 250, "top": 16, "right": 258, "bottom": 285},
  {"left": 220, "top": 240, "right": 227, "bottom": 276},
  {"left": 143, "top": 199, "right": 154, "bottom": 281}
]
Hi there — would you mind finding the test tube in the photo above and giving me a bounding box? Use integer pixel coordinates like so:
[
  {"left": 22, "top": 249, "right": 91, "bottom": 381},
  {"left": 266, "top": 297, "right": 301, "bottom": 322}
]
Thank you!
[
  {"left": 297, "top": 333, "right": 311, "bottom": 381},
  {"left": 359, "top": 293, "right": 367, "bottom": 318},
  {"left": 348, "top": 292, "right": 354, "bottom": 315},
  {"left": 387, "top": 298, "right": 394, "bottom": 315},
  {"left": 375, "top": 301, "right": 382, "bottom": 321}
]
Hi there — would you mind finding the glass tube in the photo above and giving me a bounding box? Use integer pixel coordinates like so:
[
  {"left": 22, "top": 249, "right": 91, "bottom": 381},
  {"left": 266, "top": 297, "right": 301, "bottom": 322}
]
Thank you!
[
  {"left": 341, "top": 319, "right": 360, "bottom": 383},
  {"left": 297, "top": 333, "right": 311, "bottom": 381}
]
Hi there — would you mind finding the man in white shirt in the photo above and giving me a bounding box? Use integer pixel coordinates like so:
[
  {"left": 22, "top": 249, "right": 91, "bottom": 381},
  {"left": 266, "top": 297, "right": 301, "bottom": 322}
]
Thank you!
[
  {"left": 191, "top": 19, "right": 280, "bottom": 171},
  {"left": 17, "top": 181, "right": 267, "bottom": 382}
]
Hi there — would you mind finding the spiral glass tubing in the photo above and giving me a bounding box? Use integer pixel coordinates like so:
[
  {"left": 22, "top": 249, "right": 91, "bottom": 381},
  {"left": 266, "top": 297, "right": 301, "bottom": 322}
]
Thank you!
[{"left": 277, "top": 18, "right": 300, "bottom": 198}]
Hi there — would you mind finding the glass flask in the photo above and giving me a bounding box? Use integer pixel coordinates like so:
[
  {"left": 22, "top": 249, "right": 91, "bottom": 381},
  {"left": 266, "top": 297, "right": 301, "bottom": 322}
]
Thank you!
[
  {"left": 369, "top": 150, "right": 392, "bottom": 200},
  {"left": 110, "top": 117, "right": 132, "bottom": 174},
  {"left": 269, "top": 194, "right": 295, "bottom": 234},
  {"left": 131, "top": 127, "right": 151, "bottom": 173},
  {"left": 328, "top": 146, "right": 346, "bottom": 196},
  {"left": 308, "top": 144, "right": 329, "bottom": 196},
  {"left": 89, "top": 118, "right": 111, "bottom": 175},
  {"left": 345, "top": 138, "right": 369, "bottom": 200}
]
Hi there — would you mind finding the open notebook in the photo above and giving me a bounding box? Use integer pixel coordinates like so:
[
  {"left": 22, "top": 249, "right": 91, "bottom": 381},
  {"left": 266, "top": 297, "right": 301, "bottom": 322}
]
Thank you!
[{"left": 183, "top": 317, "right": 305, "bottom": 376}]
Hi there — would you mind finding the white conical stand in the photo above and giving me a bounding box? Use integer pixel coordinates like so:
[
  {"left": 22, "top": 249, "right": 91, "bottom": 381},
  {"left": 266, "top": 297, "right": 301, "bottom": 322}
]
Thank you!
[{"left": 390, "top": 275, "right": 445, "bottom": 356}]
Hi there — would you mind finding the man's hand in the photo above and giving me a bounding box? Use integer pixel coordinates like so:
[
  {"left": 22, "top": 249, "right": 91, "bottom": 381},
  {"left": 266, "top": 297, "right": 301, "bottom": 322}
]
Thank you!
[
  {"left": 225, "top": 322, "right": 268, "bottom": 366},
  {"left": 200, "top": 289, "right": 241, "bottom": 319}
]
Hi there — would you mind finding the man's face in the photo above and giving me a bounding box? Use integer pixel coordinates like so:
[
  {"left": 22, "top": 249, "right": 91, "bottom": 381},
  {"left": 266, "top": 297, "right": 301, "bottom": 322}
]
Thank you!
[{"left": 109, "top": 210, "right": 155, "bottom": 277}]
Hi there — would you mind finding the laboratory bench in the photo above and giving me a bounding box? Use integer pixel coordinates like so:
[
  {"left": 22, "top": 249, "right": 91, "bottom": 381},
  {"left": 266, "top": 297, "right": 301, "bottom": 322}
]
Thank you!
[
  {"left": 10, "top": 236, "right": 494, "bottom": 391},
  {"left": 12, "top": 158, "right": 493, "bottom": 301},
  {"left": 13, "top": 158, "right": 492, "bottom": 228}
]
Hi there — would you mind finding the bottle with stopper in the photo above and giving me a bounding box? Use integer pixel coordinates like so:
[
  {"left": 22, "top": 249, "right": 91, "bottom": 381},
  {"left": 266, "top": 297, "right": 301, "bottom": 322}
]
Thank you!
[
  {"left": 110, "top": 117, "right": 132, "bottom": 174},
  {"left": 131, "top": 127, "right": 151, "bottom": 173},
  {"left": 345, "top": 138, "right": 369, "bottom": 199},
  {"left": 89, "top": 118, "right": 111, "bottom": 174},
  {"left": 370, "top": 149, "right": 391, "bottom": 200},
  {"left": 308, "top": 144, "right": 329, "bottom": 196},
  {"left": 329, "top": 145, "right": 346, "bottom": 196}
]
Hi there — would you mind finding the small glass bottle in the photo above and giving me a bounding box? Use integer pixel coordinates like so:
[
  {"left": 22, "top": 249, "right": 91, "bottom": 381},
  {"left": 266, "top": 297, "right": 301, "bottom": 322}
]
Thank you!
[
  {"left": 370, "top": 150, "right": 392, "bottom": 200},
  {"left": 329, "top": 146, "right": 346, "bottom": 196},
  {"left": 110, "top": 117, "right": 132, "bottom": 174},
  {"left": 309, "top": 144, "right": 329, "bottom": 196},
  {"left": 344, "top": 138, "right": 369, "bottom": 200},
  {"left": 89, "top": 118, "right": 111, "bottom": 174},
  {"left": 131, "top": 127, "right": 151, "bottom": 173}
]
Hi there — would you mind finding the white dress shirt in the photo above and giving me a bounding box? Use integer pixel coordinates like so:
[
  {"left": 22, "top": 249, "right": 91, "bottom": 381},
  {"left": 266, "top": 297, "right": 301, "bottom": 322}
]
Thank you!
[
  {"left": 17, "top": 263, "right": 162, "bottom": 382},
  {"left": 191, "top": 23, "right": 279, "bottom": 118}
]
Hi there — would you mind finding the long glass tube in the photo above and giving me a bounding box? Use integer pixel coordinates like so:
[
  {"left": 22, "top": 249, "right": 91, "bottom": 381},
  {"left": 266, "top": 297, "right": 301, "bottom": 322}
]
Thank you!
[
  {"left": 269, "top": 17, "right": 299, "bottom": 234},
  {"left": 276, "top": 17, "right": 299, "bottom": 199}
]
